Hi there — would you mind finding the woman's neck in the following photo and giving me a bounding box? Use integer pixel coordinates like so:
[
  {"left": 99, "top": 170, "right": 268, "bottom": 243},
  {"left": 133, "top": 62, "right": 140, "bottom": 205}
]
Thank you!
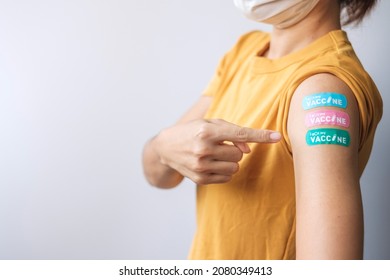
[{"left": 266, "top": 0, "right": 341, "bottom": 59}]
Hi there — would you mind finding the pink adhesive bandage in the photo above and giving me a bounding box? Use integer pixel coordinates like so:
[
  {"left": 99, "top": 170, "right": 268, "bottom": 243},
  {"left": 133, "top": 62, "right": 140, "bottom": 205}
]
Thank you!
[{"left": 305, "top": 110, "right": 350, "bottom": 128}]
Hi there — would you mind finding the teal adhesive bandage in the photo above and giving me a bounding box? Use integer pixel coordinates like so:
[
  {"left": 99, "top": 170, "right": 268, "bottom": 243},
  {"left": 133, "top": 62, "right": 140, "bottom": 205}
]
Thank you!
[
  {"left": 306, "top": 128, "right": 350, "bottom": 147},
  {"left": 303, "top": 92, "right": 347, "bottom": 110}
]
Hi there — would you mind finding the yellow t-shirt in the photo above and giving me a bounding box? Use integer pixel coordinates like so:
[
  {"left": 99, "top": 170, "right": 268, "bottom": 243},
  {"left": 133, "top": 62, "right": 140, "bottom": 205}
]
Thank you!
[{"left": 188, "top": 30, "right": 383, "bottom": 260}]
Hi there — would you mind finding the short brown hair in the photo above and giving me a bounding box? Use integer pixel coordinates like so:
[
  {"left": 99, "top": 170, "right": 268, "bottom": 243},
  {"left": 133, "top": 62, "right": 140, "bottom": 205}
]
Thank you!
[{"left": 340, "top": 0, "right": 378, "bottom": 25}]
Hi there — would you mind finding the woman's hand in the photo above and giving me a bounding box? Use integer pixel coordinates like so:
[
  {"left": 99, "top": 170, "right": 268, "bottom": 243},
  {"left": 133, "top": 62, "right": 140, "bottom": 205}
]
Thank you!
[{"left": 155, "top": 118, "right": 281, "bottom": 185}]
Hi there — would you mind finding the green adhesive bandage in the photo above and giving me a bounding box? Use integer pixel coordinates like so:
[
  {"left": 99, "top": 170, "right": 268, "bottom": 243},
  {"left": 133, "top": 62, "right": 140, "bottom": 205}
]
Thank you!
[
  {"left": 302, "top": 92, "right": 347, "bottom": 110},
  {"left": 306, "top": 128, "right": 350, "bottom": 147}
]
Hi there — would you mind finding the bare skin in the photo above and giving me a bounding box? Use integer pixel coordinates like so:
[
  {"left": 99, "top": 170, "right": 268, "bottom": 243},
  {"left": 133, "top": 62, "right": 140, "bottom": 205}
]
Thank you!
[{"left": 289, "top": 73, "right": 363, "bottom": 259}]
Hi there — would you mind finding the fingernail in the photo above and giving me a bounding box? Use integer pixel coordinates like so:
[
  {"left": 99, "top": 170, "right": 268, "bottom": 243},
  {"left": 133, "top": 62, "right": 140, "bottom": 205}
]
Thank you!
[{"left": 270, "top": 132, "right": 281, "bottom": 141}]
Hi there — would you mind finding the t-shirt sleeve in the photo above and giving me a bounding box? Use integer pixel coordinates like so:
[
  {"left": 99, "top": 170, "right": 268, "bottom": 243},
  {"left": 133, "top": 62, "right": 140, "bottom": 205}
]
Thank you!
[
  {"left": 202, "top": 31, "right": 260, "bottom": 98},
  {"left": 202, "top": 54, "right": 228, "bottom": 97}
]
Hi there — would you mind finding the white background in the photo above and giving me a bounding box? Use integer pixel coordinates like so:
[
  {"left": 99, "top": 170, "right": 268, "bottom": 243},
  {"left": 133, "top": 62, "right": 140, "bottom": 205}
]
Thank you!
[{"left": 0, "top": 0, "right": 389, "bottom": 259}]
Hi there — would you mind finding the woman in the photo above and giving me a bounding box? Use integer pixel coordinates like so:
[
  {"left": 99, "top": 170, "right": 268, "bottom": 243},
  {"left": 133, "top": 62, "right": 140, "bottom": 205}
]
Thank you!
[{"left": 142, "top": 0, "right": 382, "bottom": 259}]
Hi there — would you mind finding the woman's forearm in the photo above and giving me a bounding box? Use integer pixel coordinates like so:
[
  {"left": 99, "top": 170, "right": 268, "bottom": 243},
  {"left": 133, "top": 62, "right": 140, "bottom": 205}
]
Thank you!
[{"left": 142, "top": 134, "right": 184, "bottom": 189}]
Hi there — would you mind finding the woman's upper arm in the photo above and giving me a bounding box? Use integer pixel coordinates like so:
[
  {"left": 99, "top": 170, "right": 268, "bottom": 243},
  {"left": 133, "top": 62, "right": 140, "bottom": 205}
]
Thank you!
[{"left": 287, "top": 73, "right": 363, "bottom": 259}]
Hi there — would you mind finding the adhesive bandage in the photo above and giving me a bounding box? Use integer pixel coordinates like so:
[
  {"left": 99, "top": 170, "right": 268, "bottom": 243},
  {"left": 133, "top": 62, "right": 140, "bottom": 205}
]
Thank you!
[
  {"left": 302, "top": 92, "right": 347, "bottom": 110},
  {"left": 306, "top": 128, "right": 350, "bottom": 147},
  {"left": 305, "top": 110, "right": 350, "bottom": 128}
]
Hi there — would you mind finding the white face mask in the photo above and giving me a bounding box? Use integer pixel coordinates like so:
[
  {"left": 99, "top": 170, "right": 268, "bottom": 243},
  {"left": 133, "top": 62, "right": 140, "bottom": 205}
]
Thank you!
[{"left": 234, "top": 0, "right": 320, "bottom": 29}]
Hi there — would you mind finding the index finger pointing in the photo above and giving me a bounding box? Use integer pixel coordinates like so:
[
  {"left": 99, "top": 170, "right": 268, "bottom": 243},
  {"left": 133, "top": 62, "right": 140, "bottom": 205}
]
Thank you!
[
  {"left": 229, "top": 126, "right": 281, "bottom": 143},
  {"left": 209, "top": 120, "right": 281, "bottom": 143}
]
